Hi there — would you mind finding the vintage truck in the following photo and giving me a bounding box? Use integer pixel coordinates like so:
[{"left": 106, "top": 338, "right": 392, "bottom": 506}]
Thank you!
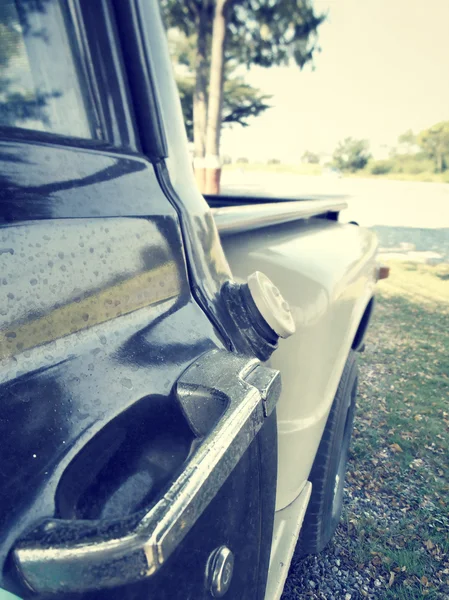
[{"left": 0, "top": 1, "right": 381, "bottom": 599}]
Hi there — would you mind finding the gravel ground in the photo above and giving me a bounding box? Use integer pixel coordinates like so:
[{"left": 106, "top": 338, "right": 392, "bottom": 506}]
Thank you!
[
  {"left": 281, "top": 488, "right": 407, "bottom": 600},
  {"left": 280, "top": 356, "right": 390, "bottom": 599},
  {"left": 281, "top": 470, "right": 400, "bottom": 599}
]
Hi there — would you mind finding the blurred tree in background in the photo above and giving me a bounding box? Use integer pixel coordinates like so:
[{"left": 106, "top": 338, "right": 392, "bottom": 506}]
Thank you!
[
  {"left": 332, "top": 138, "right": 371, "bottom": 172},
  {"left": 161, "top": 0, "right": 325, "bottom": 192},
  {"left": 418, "top": 122, "right": 449, "bottom": 173},
  {"left": 302, "top": 150, "right": 320, "bottom": 164},
  {"left": 397, "top": 129, "right": 417, "bottom": 154},
  {"left": 171, "top": 31, "right": 272, "bottom": 142},
  {"left": 366, "top": 123, "right": 449, "bottom": 179}
]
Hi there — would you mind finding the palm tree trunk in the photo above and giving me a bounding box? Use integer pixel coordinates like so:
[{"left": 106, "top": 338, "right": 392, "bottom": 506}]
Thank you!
[
  {"left": 193, "top": 1, "right": 209, "bottom": 191},
  {"left": 204, "top": 0, "right": 229, "bottom": 194}
]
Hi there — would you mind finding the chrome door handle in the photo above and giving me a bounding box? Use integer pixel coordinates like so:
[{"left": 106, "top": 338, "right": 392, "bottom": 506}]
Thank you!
[{"left": 13, "top": 350, "right": 281, "bottom": 594}]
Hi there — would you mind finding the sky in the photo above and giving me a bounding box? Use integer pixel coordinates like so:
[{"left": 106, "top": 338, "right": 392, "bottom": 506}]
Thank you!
[{"left": 220, "top": 0, "right": 449, "bottom": 162}]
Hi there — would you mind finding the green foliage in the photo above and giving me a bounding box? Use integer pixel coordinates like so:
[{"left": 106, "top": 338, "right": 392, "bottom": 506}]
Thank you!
[
  {"left": 222, "top": 77, "right": 271, "bottom": 127},
  {"left": 397, "top": 128, "right": 417, "bottom": 153},
  {"left": 161, "top": 0, "right": 325, "bottom": 151},
  {"left": 161, "top": 0, "right": 325, "bottom": 70},
  {"left": 332, "top": 137, "right": 371, "bottom": 172},
  {"left": 368, "top": 155, "right": 435, "bottom": 177},
  {"left": 393, "top": 155, "right": 434, "bottom": 175},
  {"left": 302, "top": 150, "right": 320, "bottom": 164},
  {"left": 337, "top": 121, "right": 449, "bottom": 182},
  {"left": 368, "top": 159, "right": 393, "bottom": 175},
  {"left": 159, "top": 1, "right": 208, "bottom": 37},
  {"left": 227, "top": 0, "right": 325, "bottom": 69},
  {"left": 174, "top": 69, "right": 271, "bottom": 142},
  {"left": 417, "top": 121, "right": 449, "bottom": 172},
  {"left": 350, "top": 120, "right": 449, "bottom": 181},
  {"left": 166, "top": 28, "right": 197, "bottom": 68}
]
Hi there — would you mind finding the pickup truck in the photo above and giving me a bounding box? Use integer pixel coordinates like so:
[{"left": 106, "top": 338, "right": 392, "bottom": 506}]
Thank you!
[{"left": 0, "top": 1, "right": 380, "bottom": 599}]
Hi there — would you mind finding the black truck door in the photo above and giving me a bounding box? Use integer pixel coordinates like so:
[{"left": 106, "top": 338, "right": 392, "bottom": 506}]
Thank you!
[{"left": 0, "top": 1, "right": 277, "bottom": 599}]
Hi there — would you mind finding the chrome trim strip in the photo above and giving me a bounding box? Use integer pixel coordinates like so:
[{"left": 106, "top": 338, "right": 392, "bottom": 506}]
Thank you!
[{"left": 212, "top": 199, "right": 348, "bottom": 235}]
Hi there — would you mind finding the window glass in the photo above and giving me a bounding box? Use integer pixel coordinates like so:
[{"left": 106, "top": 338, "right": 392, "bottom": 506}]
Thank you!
[{"left": 0, "top": 0, "right": 98, "bottom": 139}]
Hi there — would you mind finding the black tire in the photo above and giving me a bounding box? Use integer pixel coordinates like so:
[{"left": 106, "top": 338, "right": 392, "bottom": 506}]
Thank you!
[{"left": 295, "top": 350, "right": 358, "bottom": 557}]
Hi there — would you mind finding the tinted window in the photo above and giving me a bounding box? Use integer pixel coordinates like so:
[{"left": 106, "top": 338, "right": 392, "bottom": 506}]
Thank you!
[{"left": 0, "top": 0, "right": 99, "bottom": 139}]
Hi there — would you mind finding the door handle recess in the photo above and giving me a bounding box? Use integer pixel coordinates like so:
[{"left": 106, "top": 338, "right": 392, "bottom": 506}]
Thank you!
[{"left": 12, "top": 350, "right": 281, "bottom": 594}]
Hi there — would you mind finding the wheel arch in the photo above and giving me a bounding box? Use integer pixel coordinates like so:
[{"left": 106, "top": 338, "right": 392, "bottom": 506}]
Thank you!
[{"left": 352, "top": 296, "right": 375, "bottom": 352}]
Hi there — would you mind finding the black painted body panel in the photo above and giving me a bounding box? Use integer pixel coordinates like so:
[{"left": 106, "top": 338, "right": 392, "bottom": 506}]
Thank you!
[
  {"left": 0, "top": 1, "right": 277, "bottom": 597},
  {"left": 0, "top": 138, "right": 219, "bottom": 592},
  {"left": 0, "top": 132, "right": 276, "bottom": 599},
  {"left": 0, "top": 138, "right": 167, "bottom": 221}
]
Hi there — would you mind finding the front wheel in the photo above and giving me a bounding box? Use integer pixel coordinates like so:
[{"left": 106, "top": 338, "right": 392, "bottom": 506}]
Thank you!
[{"left": 295, "top": 351, "right": 358, "bottom": 556}]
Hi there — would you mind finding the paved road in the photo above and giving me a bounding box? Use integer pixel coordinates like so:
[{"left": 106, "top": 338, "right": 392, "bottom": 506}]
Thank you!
[{"left": 221, "top": 171, "right": 449, "bottom": 261}]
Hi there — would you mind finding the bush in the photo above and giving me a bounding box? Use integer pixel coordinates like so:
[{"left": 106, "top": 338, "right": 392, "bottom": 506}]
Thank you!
[
  {"left": 333, "top": 137, "right": 371, "bottom": 172},
  {"left": 402, "top": 159, "right": 433, "bottom": 174},
  {"left": 392, "top": 155, "right": 434, "bottom": 174},
  {"left": 236, "top": 157, "right": 249, "bottom": 164},
  {"left": 368, "top": 159, "right": 393, "bottom": 175},
  {"left": 302, "top": 150, "right": 320, "bottom": 164},
  {"left": 267, "top": 158, "right": 280, "bottom": 165}
]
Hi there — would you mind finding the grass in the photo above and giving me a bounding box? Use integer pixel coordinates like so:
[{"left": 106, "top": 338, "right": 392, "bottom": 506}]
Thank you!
[
  {"left": 351, "top": 170, "right": 449, "bottom": 184},
  {"left": 342, "top": 260, "right": 449, "bottom": 598}
]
